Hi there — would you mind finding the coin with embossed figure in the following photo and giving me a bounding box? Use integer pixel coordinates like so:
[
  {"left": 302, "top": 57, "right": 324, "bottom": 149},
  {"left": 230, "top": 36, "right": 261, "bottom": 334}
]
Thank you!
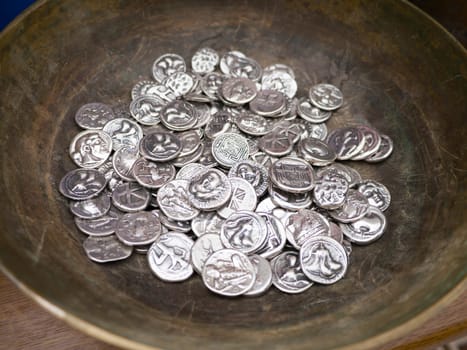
[
  {"left": 329, "top": 189, "right": 369, "bottom": 223},
  {"left": 317, "top": 163, "right": 362, "bottom": 188},
  {"left": 139, "top": 131, "right": 182, "bottom": 162},
  {"left": 152, "top": 53, "right": 186, "bottom": 83},
  {"left": 112, "top": 146, "right": 139, "bottom": 181},
  {"left": 309, "top": 83, "right": 343, "bottom": 111},
  {"left": 221, "top": 78, "right": 257, "bottom": 105},
  {"left": 271, "top": 251, "right": 313, "bottom": 294},
  {"left": 115, "top": 211, "right": 162, "bottom": 246},
  {"left": 270, "top": 157, "right": 315, "bottom": 193},
  {"left": 132, "top": 82, "right": 177, "bottom": 103},
  {"left": 200, "top": 72, "right": 226, "bottom": 100},
  {"left": 69, "top": 130, "right": 113, "bottom": 168},
  {"left": 129, "top": 95, "right": 165, "bottom": 126},
  {"left": 70, "top": 192, "right": 111, "bottom": 219},
  {"left": 339, "top": 206, "right": 387, "bottom": 245},
  {"left": 255, "top": 212, "right": 287, "bottom": 259},
  {"left": 258, "top": 129, "right": 294, "bottom": 157},
  {"left": 245, "top": 255, "right": 272, "bottom": 296},
  {"left": 187, "top": 168, "right": 232, "bottom": 210},
  {"left": 297, "top": 138, "right": 336, "bottom": 166},
  {"left": 217, "top": 177, "right": 257, "bottom": 219},
  {"left": 327, "top": 127, "right": 366, "bottom": 160},
  {"left": 157, "top": 179, "right": 200, "bottom": 221},
  {"left": 102, "top": 118, "right": 143, "bottom": 151},
  {"left": 285, "top": 209, "right": 331, "bottom": 249},
  {"left": 235, "top": 113, "right": 273, "bottom": 136},
  {"left": 313, "top": 171, "right": 349, "bottom": 210},
  {"left": 261, "top": 70, "right": 297, "bottom": 99},
  {"left": 212, "top": 133, "right": 250, "bottom": 168},
  {"left": 228, "top": 159, "right": 269, "bottom": 197},
  {"left": 295, "top": 119, "right": 328, "bottom": 140},
  {"left": 74, "top": 208, "right": 121, "bottom": 236},
  {"left": 366, "top": 134, "right": 393, "bottom": 163},
  {"left": 75, "top": 102, "right": 116, "bottom": 130},
  {"left": 191, "top": 233, "right": 224, "bottom": 274},
  {"left": 357, "top": 180, "right": 391, "bottom": 211},
  {"left": 160, "top": 100, "right": 198, "bottom": 131},
  {"left": 111, "top": 182, "right": 150, "bottom": 212},
  {"left": 132, "top": 158, "right": 176, "bottom": 189},
  {"left": 191, "top": 211, "right": 225, "bottom": 237},
  {"left": 297, "top": 97, "right": 332, "bottom": 123},
  {"left": 59, "top": 168, "right": 107, "bottom": 200},
  {"left": 163, "top": 72, "right": 194, "bottom": 97},
  {"left": 249, "top": 89, "right": 286, "bottom": 117},
  {"left": 191, "top": 47, "right": 219, "bottom": 74},
  {"left": 83, "top": 235, "right": 133, "bottom": 263}
]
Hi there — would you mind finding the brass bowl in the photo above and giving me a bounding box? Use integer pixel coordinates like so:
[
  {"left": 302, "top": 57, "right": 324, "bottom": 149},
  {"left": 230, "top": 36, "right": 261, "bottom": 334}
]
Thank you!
[{"left": 0, "top": 1, "right": 465, "bottom": 349}]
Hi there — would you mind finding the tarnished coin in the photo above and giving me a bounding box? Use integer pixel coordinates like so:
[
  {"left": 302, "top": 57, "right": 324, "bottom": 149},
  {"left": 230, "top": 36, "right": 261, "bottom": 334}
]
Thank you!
[
  {"left": 148, "top": 232, "right": 194, "bottom": 282},
  {"left": 59, "top": 168, "right": 107, "bottom": 200},
  {"left": 176, "top": 163, "right": 206, "bottom": 180},
  {"left": 69, "top": 130, "right": 113, "bottom": 168},
  {"left": 245, "top": 255, "right": 273, "bottom": 296},
  {"left": 366, "top": 134, "right": 393, "bottom": 163},
  {"left": 270, "top": 157, "right": 314, "bottom": 193},
  {"left": 285, "top": 209, "right": 331, "bottom": 249},
  {"left": 202, "top": 248, "right": 255, "bottom": 296},
  {"left": 152, "top": 53, "right": 186, "bottom": 83},
  {"left": 329, "top": 189, "right": 369, "bottom": 223},
  {"left": 271, "top": 251, "right": 313, "bottom": 294},
  {"left": 191, "top": 47, "right": 219, "bottom": 74},
  {"left": 313, "top": 172, "right": 349, "bottom": 210},
  {"left": 129, "top": 95, "right": 165, "bottom": 126},
  {"left": 249, "top": 90, "right": 286, "bottom": 117},
  {"left": 297, "top": 97, "right": 332, "bottom": 123},
  {"left": 74, "top": 208, "right": 121, "bottom": 236},
  {"left": 297, "top": 138, "right": 336, "bottom": 166},
  {"left": 352, "top": 126, "right": 382, "bottom": 160},
  {"left": 200, "top": 72, "right": 226, "bottom": 100},
  {"left": 300, "top": 236, "right": 348, "bottom": 284},
  {"left": 157, "top": 179, "right": 200, "bottom": 221},
  {"left": 212, "top": 133, "right": 250, "bottom": 168},
  {"left": 268, "top": 184, "right": 312, "bottom": 211},
  {"left": 191, "top": 233, "right": 224, "bottom": 274},
  {"left": 83, "top": 235, "right": 132, "bottom": 263},
  {"left": 160, "top": 100, "right": 198, "bottom": 131},
  {"left": 102, "top": 118, "right": 143, "bottom": 151},
  {"left": 317, "top": 163, "right": 362, "bottom": 188},
  {"left": 111, "top": 182, "right": 150, "bottom": 212},
  {"left": 339, "top": 206, "right": 387, "bottom": 245},
  {"left": 132, "top": 158, "right": 176, "bottom": 189},
  {"left": 261, "top": 70, "right": 297, "bottom": 98},
  {"left": 217, "top": 177, "right": 257, "bottom": 218},
  {"left": 327, "top": 127, "right": 366, "bottom": 160},
  {"left": 357, "top": 180, "right": 391, "bottom": 211},
  {"left": 221, "top": 78, "right": 257, "bottom": 105},
  {"left": 139, "top": 131, "right": 182, "bottom": 161},
  {"left": 112, "top": 146, "right": 139, "bottom": 181},
  {"left": 164, "top": 72, "right": 194, "bottom": 97},
  {"left": 70, "top": 192, "right": 111, "bottom": 219},
  {"left": 115, "top": 211, "right": 162, "bottom": 246},
  {"left": 75, "top": 102, "right": 116, "bottom": 130},
  {"left": 187, "top": 168, "right": 232, "bottom": 210},
  {"left": 255, "top": 213, "right": 287, "bottom": 259},
  {"left": 228, "top": 159, "right": 269, "bottom": 197},
  {"left": 191, "top": 211, "right": 225, "bottom": 237},
  {"left": 309, "top": 83, "right": 343, "bottom": 111}
]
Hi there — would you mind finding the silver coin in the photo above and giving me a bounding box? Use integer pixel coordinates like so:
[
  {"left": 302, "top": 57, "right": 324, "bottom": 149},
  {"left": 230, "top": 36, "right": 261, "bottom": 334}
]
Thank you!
[
  {"left": 352, "top": 126, "right": 382, "bottom": 160},
  {"left": 198, "top": 140, "right": 218, "bottom": 166},
  {"left": 204, "top": 111, "right": 233, "bottom": 139},
  {"left": 176, "top": 163, "right": 207, "bottom": 180},
  {"left": 59, "top": 168, "right": 107, "bottom": 200},
  {"left": 300, "top": 236, "right": 348, "bottom": 284},
  {"left": 357, "top": 180, "right": 391, "bottom": 211},
  {"left": 75, "top": 102, "right": 115, "bottom": 130},
  {"left": 191, "top": 47, "right": 219, "bottom": 74},
  {"left": 228, "top": 55, "right": 262, "bottom": 82},
  {"left": 365, "top": 134, "right": 394, "bottom": 163},
  {"left": 163, "top": 71, "right": 194, "bottom": 97},
  {"left": 111, "top": 182, "right": 150, "bottom": 212},
  {"left": 297, "top": 138, "right": 336, "bottom": 166},
  {"left": 132, "top": 157, "right": 176, "bottom": 189},
  {"left": 131, "top": 80, "right": 157, "bottom": 100},
  {"left": 97, "top": 157, "right": 115, "bottom": 182},
  {"left": 327, "top": 127, "right": 366, "bottom": 160},
  {"left": 69, "top": 130, "right": 113, "bottom": 168},
  {"left": 245, "top": 255, "right": 273, "bottom": 296},
  {"left": 272, "top": 121, "right": 303, "bottom": 143},
  {"left": 148, "top": 232, "right": 194, "bottom": 282},
  {"left": 217, "top": 177, "right": 257, "bottom": 219},
  {"left": 220, "top": 210, "right": 268, "bottom": 255},
  {"left": 190, "top": 233, "right": 224, "bottom": 274},
  {"left": 297, "top": 97, "right": 332, "bottom": 123},
  {"left": 263, "top": 63, "right": 295, "bottom": 80},
  {"left": 152, "top": 53, "right": 186, "bottom": 83},
  {"left": 74, "top": 208, "right": 121, "bottom": 236},
  {"left": 160, "top": 100, "right": 198, "bottom": 131},
  {"left": 102, "top": 117, "right": 143, "bottom": 151},
  {"left": 329, "top": 222, "right": 344, "bottom": 243},
  {"left": 220, "top": 51, "right": 246, "bottom": 75},
  {"left": 295, "top": 119, "right": 328, "bottom": 140},
  {"left": 250, "top": 151, "right": 276, "bottom": 170},
  {"left": 261, "top": 70, "right": 297, "bottom": 98},
  {"left": 115, "top": 211, "right": 162, "bottom": 246},
  {"left": 83, "top": 235, "right": 132, "bottom": 263},
  {"left": 70, "top": 192, "right": 111, "bottom": 219},
  {"left": 269, "top": 157, "right": 315, "bottom": 193},
  {"left": 228, "top": 159, "right": 269, "bottom": 197},
  {"left": 316, "top": 163, "right": 362, "bottom": 188},
  {"left": 158, "top": 212, "right": 192, "bottom": 233},
  {"left": 309, "top": 83, "right": 343, "bottom": 111},
  {"left": 285, "top": 209, "right": 331, "bottom": 249},
  {"left": 139, "top": 131, "right": 182, "bottom": 162},
  {"left": 178, "top": 130, "right": 202, "bottom": 157},
  {"left": 271, "top": 251, "right": 313, "bottom": 294},
  {"left": 200, "top": 72, "right": 226, "bottom": 100},
  {"left": 172, "top": 143, "right": 204, "bottom": 167},
  {"left": 258, "top": 129, "right": 294, "bottom": 157},
  {"left": 235, "top": 113, "right": 273, "bottom": 136},
  {"left": 339, "top": 206, "right": 387, "bottom": 245},
  {"left": 192, "top": 102, "right": 212, "bottom": 128},
  {"left": 329, "top": 189, "right": 369, "bottom": 223},
  {"left": 157, "top": 179, "right": 200, "bottom": 221},
  {"left": 129, "top": 95, "right": 165, "bottom": 126},
  {"left": 255, "top": 197, "right": 277, "bottom": 214},
  {"left": 221, "top": 77, "right": 257, "bottom": 105},
  {"left": 211, "top": 133, "right": 250, "bottom": 168},
  {"left": 191, "top": 211, "right": 224, "bottom": 237},
  {"left": 112, "top": 145, "right": 139, "bottom": 181},
  {"left": 202, "top": 248, "right": 256, "bottom": 297},
  {"left": 132, "top": 81, "right": 177, "bottom": 103},
  {"left": 249, "top": 89, "right": 286, "bottom": 117},
  {"left": 313, "top": 171, "right": 349, "bottom": 210},
  {"left": 268, "top": 183, "right": 312, "bottom": 211},
  {"left": 255, "top": 213, "right": 287, "bottom": 259}
]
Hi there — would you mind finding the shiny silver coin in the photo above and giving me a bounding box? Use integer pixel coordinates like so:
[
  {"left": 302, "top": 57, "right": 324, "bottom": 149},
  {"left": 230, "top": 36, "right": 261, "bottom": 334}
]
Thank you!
[
  {"left": 261, "top": 70, "right": 297, "bottom": 99},
  {"left": 329, "top": 189, "right": 369, "bottom": 223},
  {"left": 132, "top": 157, "right": 176, "bottom": 189},
  {"left": 329, "top": 222, "right": 344, "bottom": 243},
  {"left": 200, "top": 72, "right": 226, "bottom": 100},
  {"left": 255, "top": 212, "right": 287, "bottom": 259},
  {"left": 316, "top": 163, "right": 362, "bottom": 188},
  {"left": 235, "top": 113, "right": 273, "bottom": 136},
  {"left": 111, "top": 182, "right": 150, "bottom": 212},
  {"left": 157, "top": 179, "right": 200, "bottom": 221},
  {"left": 250, "top": 151, "right": 276, "bottom": 170},
  {"left": 295, "top": 119, "right": 328, "bottom": 140},
  {"left": 263, "top": 63, "right": 295, "bottom": 80},
  {"left": 249, "top": 89, "right": 286, "bottom": 117},
  {"left": 228, "top": 159, "right": 269, "bottom": 197},
  {"left": 217, "top": 177, "right": 257, "bottom": 219},
  {"left": 219, "top": 50, "right": 246, "bottom": 75},
  {"left": 191, "top": 211, "right": 225, "bottom": 237},
  {"left": 131, "top": 80, "right": 157, "bottom": 100},
  {"left": 178, "top": 130, "right": 202, "bottom": 157},
  {"left": 129, "top": 95, "right": 165, "bottom": 126},
  {"left": 357, "top": 180, "right": 391, "bottom": 211},
  {"left": 112, "top": 145, "right": 139, "bottom": 182},
  {"left": 148, "top": 232, "right": 194, "bottom": 282},
  {"left": 97, "top": 157, "right": 115, "bottom": 182},
  {"left": 160, "top": 100, "right": 197, "bottom": 131},
  {"left": 202, "top": 248, "right": 256, "bottom": 297},
  {"left": 74, "top": 208, "right": 121, "bottom": 236},
  {"left": 308, "top": 83, "right": 343, "bottom": 111},
  {"left": 272, "top": 121, "right": 303, "bottom": 143},
  {"left": 268, "top": 183, "right": 312, "bottom": 211},
  {"left": 297, "top": 97, "right": 332, "bottom": 123},
  {"left": 285, "top": 209, "right": 331, "bottom": 249},
  {"left": 269, "top": 157, "right": 315, "bottom": 193},
  {"left": 115, "top": 211, "right": 162, "bottom": 245},
  {"left": 198, "top": 140, "right": 217, "bottom": 166},
  {"left": 70, "top": 192, "right": 111, "bottom": 219},
  {"left": 339, "top": 206, "right": 387, "bottom": 245},
  {"left": 327, "top": 127, "right": 366, "bottom": 160},
  {"left": 102, "top": 117, "right": 143, "bottom": 151},
  {"left": 163, "top": 71, "right": 194, "bottom": 97},
  {"left": 192, "top": 102, "right": 212, "bottom": 128},
  {"left": 271, "top": 251, "right": 313, "bottom": 294},
  {"left": 258, "top": 129, "right": 294, "bottom": 157},
  {"left": 158, "top": 212, "right": 192, "bottom": 233},
  {"left": 352, "top": 126, "right": 382, "bottom": 160},
  {"left": 191, "top": 47, "right": 219, "bottom": 74},
  {"left": 365, "top": 134, "right": 394, "bottom": 163},
  {"left": 255, "top": 197, "right": 277, "bottom": 213},
  {"left": 297, "top": 138, "right": 336, "bottom": 166},
  {"left": 204, "top": 111, "right": 233, "bottom": 139},
  {"left": 152, "top": 53, "right": 186, "bottom": 83},
  {"left": 69, "top": 130, "right": 113, "bottom": 168},
  {"left": 313, "top": 172, "right": 349, "bottom": 210},
  {"left": 211, "top": 133, "right": 250, "bottom": 168},
  {"left": 221, "top": 77, "right": 257, "bottom": 105},
  {"left": 139, "top": 131, "right": 182, "bottom": 162},
  {"left": 172, "top": 143, "right": 204, "bottom": 167},
  {"left": 190, "top": 233, "right": 224, "bottom": 274},
  {"left": 132, "top": 82, "right": 176, "bottom": 103},
  {"left": 59, "top": 168, "right": 107, "bottom": 200},
  {"left": 220, "top": 210, "right": 268, "bottom": 255},
  {"left": 75, "top": 102, "right": 116, "bottom": 130},
  {"left": 300, "top": 236, "right": 348, "bottom": 284},
  {"left": 228, "top": 55, "right": 262, "bottom": 82},
  {"left": 83, "top": 235, "right": 132, "bottom": 263},
  {"left": 245, "top": 255, "right": 273, "bottom": 296},
  {"left": 176, "top": 163, "right": 206, "bottom": 180}
]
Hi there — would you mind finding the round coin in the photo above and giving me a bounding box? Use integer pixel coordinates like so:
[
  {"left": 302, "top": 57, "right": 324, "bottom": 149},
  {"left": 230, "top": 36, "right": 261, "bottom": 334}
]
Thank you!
[
  {"left": 115, "top": 211, "right": 162, "bottom": 246},
  {"left": 160, "top": 100, "right": 198, "bottom": 131},
  {"left": 132, "top": 158, "right": 176, "bottom": 189},
  {"left": 285, "top": 209, "right": 331, "bottom": 249},
  {"left": 217, "top": 177, "right": 257, "bottom": 218},
  {"left": 102, "top": 118, "right": 143, "bottom": 151},
  {"left": 357, "top": 180, "right": 391, "bottom": 212},
  {"left": 157, "top": 179, "right": 200, "bottom": 221},
  {"left": 339, "top": 206, "right": 387, "bottom": 245},
  {"left": 308, "top": 83, "right": 343, "bottom": 111},
  {"left": 221, "top": 78, "right": 257, "bottom": 105},
  {"left": 297, "top": 138, "right": 336, "bottom": 166},
  {"left": 190, "top": 233, "right": 224, "bottom": 274},
  {"left": 271, "top": 251, "right": 313, "bottom": 294},
  {"left": 152, "top": 53, "right": 186, "bottom": 83},
  {"left": 83, "top": 235, "right": 132, "bottom": 263},
  {"left": 249, "top": 89, "right": 286, "bottom": 116},
  {"left": 59, "top": 168, "right": 107, "bottom": 200},
  {"left": 112, "top": 145, "right": 139, "bottom": 181},
  {"left": 129, "top": 95, "right": 165, "bottom": 126},
  {"left": 163, "top": 71, "right": 194, "bottom": 97},
  {"left": 111, "top": 182, "right": 150, "bottom": 212},
  {"left": 139, "top": 131, "right": 182, "bottom": 161},
  {"left": 351, "top": 126, "right": 382, "bottom": 160},
  {"left": 365, "top": 134, "right": 394, "bottom": 163},
  {"left": 245, "top": 255, "right": 273, "bottom": 296},
  {"left": 297, "top": 97, "right": 332, "bottom": 123},
  {"left": 228, "top": 159, "right": 269, "bottom": 197},
  {"left": 327, "top": 127, "right": 366, "bottom": 160},
  {"left": 313, "top": 172, "right": 349, "bottom": 210},
  {"left": 269, "top": 157, "right": 315, "bottom": 193},
  {"left": 191, "top": 47, "right": 219, "bottom": 74},
  {"left": 74, "top": 208, "right": 121, "bottom": 236},
  {"left": 191, "top": 211, "right": 225, "bottom": 237},
  {"left": 69, "top": 130, "right": 113, "bottom": 168},
  {"left": 69, "top": 192, "right": 111, "bottom": 219},
  {"left": 329, "top": 189, "right": 369, "bottom": 223},
  {"left": 75, "top": 102, "right": 115, "bottom": 130},
  {"left": 212, "top": 133, "right": 250, "bottom": 168}
]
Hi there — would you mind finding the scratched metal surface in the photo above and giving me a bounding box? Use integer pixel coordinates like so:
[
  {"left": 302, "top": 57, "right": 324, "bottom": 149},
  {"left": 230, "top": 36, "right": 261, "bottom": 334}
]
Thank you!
[{"left": 0, "top": 1, "right": 465, "bottom": 349}]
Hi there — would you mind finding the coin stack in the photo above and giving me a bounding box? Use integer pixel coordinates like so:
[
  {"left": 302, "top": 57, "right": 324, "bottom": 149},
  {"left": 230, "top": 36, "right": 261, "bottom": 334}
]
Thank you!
[{"left": 59, "top": 48, "right": 392, "bottom": 296}]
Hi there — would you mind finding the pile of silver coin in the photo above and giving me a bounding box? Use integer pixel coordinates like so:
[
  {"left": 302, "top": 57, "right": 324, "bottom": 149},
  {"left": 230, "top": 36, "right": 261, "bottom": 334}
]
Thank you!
[{"left": 59, "top": 48, "right": 393, "bottom": 296}]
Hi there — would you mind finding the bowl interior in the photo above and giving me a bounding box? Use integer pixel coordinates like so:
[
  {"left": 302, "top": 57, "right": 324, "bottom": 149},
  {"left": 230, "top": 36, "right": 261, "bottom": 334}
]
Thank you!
[{"left": 0, "top": 1, "right": 466, "bottom": 349}]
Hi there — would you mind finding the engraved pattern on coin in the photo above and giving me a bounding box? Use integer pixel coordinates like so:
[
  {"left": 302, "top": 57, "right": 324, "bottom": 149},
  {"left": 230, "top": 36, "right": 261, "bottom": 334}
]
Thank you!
[
  {"left": 191, "top": 47, "right": 219, "bottom": 74},
  {"left": 70, "top": 192, "right": 111, "bottom": 219},
  {"left": 212, "top": 133, "right": 250, "bottom": 168},
  {"left": 74, "top": 209, "right": 121, "bottom": 236},
  {"left": 285, "top": 209, "right": 331, "bottom": 249},
  {"left": 132, "top": 158, "right": 176, "bottom": 189},
  {"left": 102, "top": 118, "right": 143, "bottom": 151},
  {"left": 191, "top": 211, "right": 225, "bottom": 237},
  {"left": 164, "top": 72, "right": 194, "bottom": 97},
  {"left": 255, "top": 213, "right": 287, "bottom": 259},
  {"left": 157, "top": 179, "right": 200, "bottom": 221},
  {"left": 313, "top": 172, "right": 349, "bottom": 210},
  {"left": 352, "top": 126, "right": 382, "bottom": 160},
  {"left": 339, "top": 206, "right": 387, "bottom": 245},
  {"left": 190, "top": 233, "right": 224, "bottom": 274},
  {"left": 249, "top": 89, "right": 286, "bottom": 116},
  {"left": 366, "top": 134, "right": 393, "bottom": 163},
  {"left": 152, "top": 53, "right": 186, "bottom": 83},
  {"left": 201, "top": 72, "right": 226, "bottom": 100},
  {"left": 69, "top": 130, "right": 113, "bottom": 168},
  {"left": 115, "top": 211, "right": 162, "bottom": 245},
  {"left": 329, "top": 189, "right": 369, "bottom": 223},
  {"left": 228, "top": 159, "right": 269, "bottom": 196},
  {"left": 221, "top": 78, "right": 257, "bottom": 105},
  {"left": 129, "top": 95, "right": 165, "bottom": 126},
  {"left": 309, "top": 83, "right": 343, "bottom": 111},
  {"left": 295, "top": 119, "right": 328, "bottom": 140},
  {"left": 357, "top": 180, "right": 391, "bottom": 211},
  {"left": 111, "top": 182, "right": 150, "bottom": 212},
  {"left": 261, "top": 70, "right": 297, "bottom": 98},
  {"left": 217, "top": 177, "right": 257, "bottom": 219},
  {"left": 270, "top": 157, "right": 315, "bottom": 193},
  {"left": 235, "top": 113, "right": 272, "bottom": 136},
  {"left": 297, "top": 97, "right": 332, "bottom": 123},
  {"left": 83, "top": 235, "right": 132, "bottom": 263},
  {"left": 112, "top": 145, "right": 139, "bottom": 181},
  {"left": 327, "top": 127, "right": 365, "bottom": 160},
  {"left": 139, "top": 131, "right": 182, "bottom": 161},
  {"left": 160, "top": 100, "right": 197, "bottom": 131},
  {"left": 75, "top": 102, "right": 116, "bottom": 130},
  {"left": 187, "top": 168, "right": 232, "bottom": 210},
  {"left": 271, "top": 251, "right": 313, "bottom": 294},
  {"left": 59, "top": 168, "right": 107, "bottom": 200},
  {"left": 297, "top": 138, "right": 336, "bottom": 166}
]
